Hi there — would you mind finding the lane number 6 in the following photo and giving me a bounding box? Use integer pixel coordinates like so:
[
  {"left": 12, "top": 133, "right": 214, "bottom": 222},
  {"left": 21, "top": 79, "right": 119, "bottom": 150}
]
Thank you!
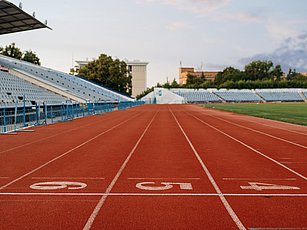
[{"left": 30, "top": 181, "right": 87, "bottom": 190}]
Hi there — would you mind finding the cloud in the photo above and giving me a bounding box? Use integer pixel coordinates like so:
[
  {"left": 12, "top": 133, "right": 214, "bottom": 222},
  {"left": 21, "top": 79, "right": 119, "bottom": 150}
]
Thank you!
[
  {"left": 136, "top": 0, "right": 264, "bottom": 26},
  {"left": 239, "top": 32, "right": 307, "bottom": 72},
  {"left": 218, "top": 11, "right": 262, "bottom": 23},
  {"left": 205, "top": 63, "right": 228, "bottom": 71},
  {"left": 166, "top": 21, "right": 187, "bottom": 30},
  {"left": 265, "top": 20, "right": 303, "bottom": 43},
  {"left": 135, "top": 0, "right": 231, "bottom": 15}
]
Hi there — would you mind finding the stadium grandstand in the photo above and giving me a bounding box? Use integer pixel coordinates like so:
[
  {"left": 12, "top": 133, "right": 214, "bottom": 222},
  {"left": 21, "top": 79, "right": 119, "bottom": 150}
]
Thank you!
[
  {"left": 0, "top": 54, "right": 139, "bottom": 133},
  {"left": 0, "top": 54, "right": 134, "bottom": 104},
  {"left": 0, "top": 0, "right": 140, "bottom": 133},
  {"left": 140, "top": 88, "right": 307, "bottom": 104}
]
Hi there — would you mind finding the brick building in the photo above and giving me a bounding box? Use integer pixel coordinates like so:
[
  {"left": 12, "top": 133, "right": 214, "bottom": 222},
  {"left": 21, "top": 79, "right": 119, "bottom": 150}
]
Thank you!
[{"left": 179, "top": 67, "right": 218, "bottom": 85}]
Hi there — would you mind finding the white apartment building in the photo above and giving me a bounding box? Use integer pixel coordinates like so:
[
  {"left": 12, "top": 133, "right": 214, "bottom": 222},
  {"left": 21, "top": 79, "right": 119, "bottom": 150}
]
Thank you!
[
  {"left": 127, "top": 61, "right": 148, "bottom": 97},
  {"left": 75, "top": 59, "right": 148, "bottom": 97}
]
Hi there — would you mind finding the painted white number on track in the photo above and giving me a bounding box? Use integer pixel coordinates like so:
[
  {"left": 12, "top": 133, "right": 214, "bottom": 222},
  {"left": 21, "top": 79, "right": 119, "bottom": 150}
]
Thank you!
[
  {"left": 30, "top": 181, "right": 87, "bottom": 190},
  {"left": 240, "top": 182, "right": 300, "bottom": 191},
  {"left": 136, "top": 182, "right": 193, "bottom": 191}
]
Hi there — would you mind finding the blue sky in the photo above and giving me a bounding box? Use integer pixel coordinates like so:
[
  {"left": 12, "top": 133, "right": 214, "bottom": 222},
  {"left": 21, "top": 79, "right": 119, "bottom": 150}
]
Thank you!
[{"left": 2, "top": 0, "right": 307, "bottom": 86}]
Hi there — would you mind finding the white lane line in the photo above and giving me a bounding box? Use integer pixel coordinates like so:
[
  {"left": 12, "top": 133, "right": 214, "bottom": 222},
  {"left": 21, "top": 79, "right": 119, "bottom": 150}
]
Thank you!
[
  {"left": 170, "top": 109, "right": 246, "bottom": 230},
  {"left": 190, "top": 113, "right": 307, "bottom": 181},
  {"left": 15, "top": 130, "right": 35, "bottom": 133},
  {"left": 206, "top": 107, "right": 307, "bottom": 132},
  {"left": 31, "top": 177, "right": 105, "bottom": 180},
  {"left": 204, "top": 112, "right": 307, "bottom": 150},
  {"left": 0, "top": 113, "right": 141, "bottom": 191},
  {"left": 223, "top": 178, "right": 297, "bottom": 181},
  {"left": 1, "top": 192, "right": 307, "bottom": 197},
  {"left": 128, "top": 178, "right": 201, "bottom": 180},
  {"left": 234, "top": 116, "right": 307, "bottom": 137},
  {"left": 83, "top": 111, "right": 158, "bottom": 230},
  {"left": 0, "top": 132, "right": 17, "bottom": 135}
]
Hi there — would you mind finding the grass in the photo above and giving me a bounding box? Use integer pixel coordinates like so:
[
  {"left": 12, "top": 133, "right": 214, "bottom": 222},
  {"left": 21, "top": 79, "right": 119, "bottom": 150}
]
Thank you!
[{"left": 201, "top": 103, "right": 307, "bottom": 126}]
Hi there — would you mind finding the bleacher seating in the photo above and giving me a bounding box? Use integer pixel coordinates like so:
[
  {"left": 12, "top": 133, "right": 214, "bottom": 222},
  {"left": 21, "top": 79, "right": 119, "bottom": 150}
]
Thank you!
[
  {"left": 255, "top": 89, "right": 304, "bottom": 102},
  {"left": 0, "top": 54, "right": 133, "bottom": 103},
  {"left": 213, "top": 89, "right": 262, "bottom": 102},
  {"left": 171, "top": 89, "right": 222, "bottom": 103},
  {"left": 0, "top": 71, "right": 68, "bottom": 107},
  {"left": 165, "top": 88, "right": 306, "bottom": 104}
]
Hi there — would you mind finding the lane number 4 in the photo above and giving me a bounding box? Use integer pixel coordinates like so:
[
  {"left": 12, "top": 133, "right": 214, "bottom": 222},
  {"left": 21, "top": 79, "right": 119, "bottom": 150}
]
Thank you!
[{"left": 240, "top": 182, "right": 300, "bottom": 191}]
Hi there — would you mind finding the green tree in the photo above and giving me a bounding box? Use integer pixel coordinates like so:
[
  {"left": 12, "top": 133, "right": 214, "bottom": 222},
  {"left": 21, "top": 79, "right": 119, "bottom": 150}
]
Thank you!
[
  {"left": 270, "top": 64, "right": 283, "bottom": 80},
  {"left": 287, "top": 68, "right": 296, "bottom": 80},
  {"left": 163, "top": 81, "right": 171, "bottom": 89},
  {"left": 22, "top": 50, "right": 41, "bottom": 65},
  {"left": 136, "top": 86, "right": 154, "bottom": 99},
  {"left": 0, "top": 43, "right": 41, "bottom": 65},
  {"left": 78, "top": 53, "right": 132, "bottom": 96},
  {"left": 69, "top": 68, "right": 76, "bottom": 75},
  {"left": 199, "top": 81, "right": 214, "bottom": 89},
  {"left": 286, "top": 68, "right": 306, "bottom": 81},
  {"left": 215, "top": 67, "right": 243, "bottom": 84},
  {"left": 0, "top": 43, "right": 23, "bottom": 59},
  {"left": 170, "top": 78, "right": 180, "bottom": 88},
  {"left": 244, "top": 60, "right": 275, "bottom": 80},
  {"left": 186, "top": 74, "right": 206, "bottom": 87}
]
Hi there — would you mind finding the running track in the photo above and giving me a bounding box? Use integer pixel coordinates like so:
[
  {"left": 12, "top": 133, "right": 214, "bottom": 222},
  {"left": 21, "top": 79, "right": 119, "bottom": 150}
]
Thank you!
[{"left": 0, "top": 104, "right": 306, "bottom": 229}]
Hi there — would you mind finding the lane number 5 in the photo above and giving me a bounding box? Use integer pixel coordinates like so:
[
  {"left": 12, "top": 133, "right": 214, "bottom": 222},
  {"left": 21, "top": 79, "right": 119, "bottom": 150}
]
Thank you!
[{"left": 136, "top": 182, "right": 193, "bottom": 191}]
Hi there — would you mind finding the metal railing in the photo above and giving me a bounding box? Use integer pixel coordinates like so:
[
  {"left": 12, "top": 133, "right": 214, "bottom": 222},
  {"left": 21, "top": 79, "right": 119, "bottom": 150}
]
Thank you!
[{"left": 0, "top": 101, "right": 144, "bottom": 134}]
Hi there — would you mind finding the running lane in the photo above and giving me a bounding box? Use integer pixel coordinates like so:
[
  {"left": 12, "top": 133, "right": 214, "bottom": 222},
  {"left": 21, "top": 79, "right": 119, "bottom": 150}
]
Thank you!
[
  {"left": 0, "top": 106, "right": 154, "bottom": 229},
  {"left": 174, "top": 104, "right": 307, "bottom": 229},
  {"left": 0, "top": 108, "right": 141, "bottom": 187},
  {"left": 0, "top": 109, "right": 130, "bottom": 152},
  {"left": 188, "top": 106, "right": 307, "bottom": 177},
  {"left": 197, "top": 106, "right": 307, "bottom": 145},
  {"left": 87, "top": 105, "right": 242, "bottom": 230}
]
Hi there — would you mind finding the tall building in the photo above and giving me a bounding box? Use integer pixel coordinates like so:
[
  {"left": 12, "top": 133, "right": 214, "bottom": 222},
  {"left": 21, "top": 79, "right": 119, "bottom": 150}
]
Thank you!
[
  {"left": 127, "top": 61, "right": 148, "bottom": 97},
  {"left": 179, "top": 67, "right": 218, "bottom": 85},
  {"left": 75, "top": 59, "right": 148, "bottom": 97}
]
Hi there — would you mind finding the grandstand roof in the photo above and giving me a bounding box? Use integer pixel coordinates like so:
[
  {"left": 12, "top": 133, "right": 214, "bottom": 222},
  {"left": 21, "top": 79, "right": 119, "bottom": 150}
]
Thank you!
[{"left": 0, "top": 0, "right": 51, "bottom": 35}]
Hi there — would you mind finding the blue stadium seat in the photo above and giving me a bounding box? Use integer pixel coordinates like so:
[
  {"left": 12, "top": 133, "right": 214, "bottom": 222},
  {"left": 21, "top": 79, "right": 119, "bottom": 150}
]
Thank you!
[
  {"left": 255, "top": 89, "right": 304, "bottom": 102},
  {"left": 0, "top": 71, "right": 67, "bottom": 107},
  {"left": 0, "top": 54, "right": 134, "bottom": 104},
  {"left": 169, "top": 88, "right": 305, "bottom": 103}
]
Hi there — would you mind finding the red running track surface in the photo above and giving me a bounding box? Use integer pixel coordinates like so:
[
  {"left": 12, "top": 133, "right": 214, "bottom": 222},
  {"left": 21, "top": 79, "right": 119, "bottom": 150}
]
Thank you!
[{"left": 0, "top": 104, "right": 306, "bottom": 229}]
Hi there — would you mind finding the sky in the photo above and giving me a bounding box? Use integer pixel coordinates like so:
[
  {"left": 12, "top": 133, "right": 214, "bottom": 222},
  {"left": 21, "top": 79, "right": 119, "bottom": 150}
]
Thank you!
[{"left": 2, "top": 0, "right": 307, "bottom": 87}]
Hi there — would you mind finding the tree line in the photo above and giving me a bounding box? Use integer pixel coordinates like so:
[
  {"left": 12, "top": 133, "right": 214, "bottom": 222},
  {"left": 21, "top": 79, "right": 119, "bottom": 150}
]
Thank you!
[
  {"left": 76, "top": 54, "right": 132, "bottom": 96},
  {"left": 187, "top": 60, "right": 307, "bottom": 89},
  {"left": 137, "top": 60, "right": 307, "bottom": 99},
  {"left": 0, "top": 43, "right": 41, "bottom": 65}
]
